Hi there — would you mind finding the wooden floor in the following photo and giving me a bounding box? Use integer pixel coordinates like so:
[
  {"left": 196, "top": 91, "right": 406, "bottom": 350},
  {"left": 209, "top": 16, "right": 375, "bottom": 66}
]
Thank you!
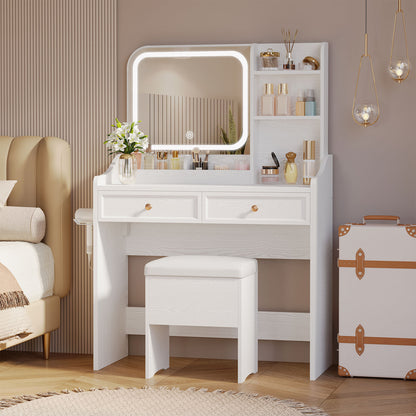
[{"left": 0, "top": 352, "right": 415, "bottom": 415}]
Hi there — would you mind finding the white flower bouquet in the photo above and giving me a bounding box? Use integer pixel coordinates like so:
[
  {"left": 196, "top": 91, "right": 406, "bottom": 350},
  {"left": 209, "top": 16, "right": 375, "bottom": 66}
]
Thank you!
[{"left": 105, "top": 118, "right": 149, "bottom": 155}]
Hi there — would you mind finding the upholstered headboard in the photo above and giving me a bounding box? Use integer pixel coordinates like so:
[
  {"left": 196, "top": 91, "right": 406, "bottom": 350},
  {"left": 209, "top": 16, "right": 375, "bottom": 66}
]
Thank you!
[{"left": 0, "top": 136, "right": 72, "bottom": 297}]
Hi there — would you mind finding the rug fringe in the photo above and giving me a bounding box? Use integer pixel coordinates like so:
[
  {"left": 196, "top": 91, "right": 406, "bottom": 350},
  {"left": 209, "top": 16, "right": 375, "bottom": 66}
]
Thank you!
[{"left": 0, "top": 385, "right": 330, "bottom": 415}]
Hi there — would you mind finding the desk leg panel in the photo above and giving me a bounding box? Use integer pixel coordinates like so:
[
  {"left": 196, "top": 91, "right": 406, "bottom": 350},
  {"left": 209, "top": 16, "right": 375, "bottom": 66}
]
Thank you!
[
  {"left": 93, "top": 221, "right": 129, "bottom": 370},
  {"left": 310, "top": 156, "right": 333, "bottom": 380}
]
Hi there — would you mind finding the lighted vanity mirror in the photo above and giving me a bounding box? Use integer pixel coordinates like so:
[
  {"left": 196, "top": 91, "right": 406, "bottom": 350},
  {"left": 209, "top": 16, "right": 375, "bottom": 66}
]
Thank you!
[{"left": 127, "top": 46, "right": 249, "bottom": 152}]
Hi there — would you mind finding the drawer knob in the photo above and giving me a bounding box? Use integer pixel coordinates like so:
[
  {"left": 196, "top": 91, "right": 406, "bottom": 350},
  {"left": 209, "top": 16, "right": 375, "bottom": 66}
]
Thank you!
[
  {"left": 145, "top": 203, "right": 152, "bottom": 211},
  {"left": 251, "top": 205, "right": 259, "bottom": 212}
]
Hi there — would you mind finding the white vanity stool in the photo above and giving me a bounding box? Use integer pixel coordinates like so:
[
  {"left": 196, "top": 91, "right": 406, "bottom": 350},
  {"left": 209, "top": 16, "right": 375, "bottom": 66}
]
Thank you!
[{"left": 145, "top": 255, "right": 258, "bottom": 383}]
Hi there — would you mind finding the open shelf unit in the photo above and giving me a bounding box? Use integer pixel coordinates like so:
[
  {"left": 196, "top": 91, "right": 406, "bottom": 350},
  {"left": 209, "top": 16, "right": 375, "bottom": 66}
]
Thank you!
[{"left": 250, "top": 43, "right": 328, "bottom": 182}]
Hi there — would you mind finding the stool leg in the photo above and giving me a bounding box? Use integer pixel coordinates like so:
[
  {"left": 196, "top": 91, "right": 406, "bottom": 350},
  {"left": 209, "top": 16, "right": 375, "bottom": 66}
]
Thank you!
[
  {"left": 146, "top": 324, "right": 169, "bottom": 379},
  {"left": 238, "top": 275, "right": 258, "bottom": 383}
]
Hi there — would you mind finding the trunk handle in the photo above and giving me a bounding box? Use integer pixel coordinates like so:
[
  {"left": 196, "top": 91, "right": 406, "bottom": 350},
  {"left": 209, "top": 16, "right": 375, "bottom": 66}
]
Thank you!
[{"left": 363, "top": 215, "right": 400, "bottom": 225}]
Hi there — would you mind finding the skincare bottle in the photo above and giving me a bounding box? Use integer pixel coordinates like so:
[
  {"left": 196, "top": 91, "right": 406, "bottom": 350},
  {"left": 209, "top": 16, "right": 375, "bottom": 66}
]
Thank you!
[
  {"left": 277, "top": 83, "right": 289, "bottom": 116},
  {"left": 302, "top": 140, "right": 316, "bottom": 185},
  {"left": 305, "top": 89, "right": 316, "bottom": 116},
  {"left": 295, "top": 89, "right": 305, "bottom": 116},
  {"left": 170, "top": 150, "right": 180, "bottom": 170},
  {"left": 143, "top": 149, "right": 154, "bottom": 169},
  {"left": 261, "top": 83, "right": 276, "bottom": 116},
  {"left": 157, "top": 152, "right": 167, "bottom": 170},
  {"left": 284, "top": 152, "right": 298, "bottom": 184}
]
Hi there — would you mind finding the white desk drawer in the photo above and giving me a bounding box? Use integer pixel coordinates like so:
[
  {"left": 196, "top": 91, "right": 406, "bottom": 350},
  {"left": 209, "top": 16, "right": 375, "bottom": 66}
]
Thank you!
[
  {"left": 202, "top": 192, "right": 310, "bottom": 225},
  {"left": 99, "top": 191, "right": 201, "bottom": 223}
]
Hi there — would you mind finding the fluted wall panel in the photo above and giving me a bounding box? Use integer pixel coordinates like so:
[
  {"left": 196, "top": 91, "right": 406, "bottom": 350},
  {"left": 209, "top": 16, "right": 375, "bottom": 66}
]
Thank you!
[{"left": 0, "top": 0, "right": 117, "bottom": 354}]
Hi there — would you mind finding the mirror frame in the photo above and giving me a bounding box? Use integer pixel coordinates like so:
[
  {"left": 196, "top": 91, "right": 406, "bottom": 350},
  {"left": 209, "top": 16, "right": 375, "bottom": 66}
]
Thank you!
[{"left": 127, "top": 46, "right": 249, "bottom": 151}]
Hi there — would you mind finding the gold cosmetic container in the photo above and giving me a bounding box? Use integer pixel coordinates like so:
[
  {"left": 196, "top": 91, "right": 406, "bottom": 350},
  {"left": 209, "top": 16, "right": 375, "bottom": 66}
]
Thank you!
[{"left": 260, "top": 166, "right": 280, "bottom": 184}]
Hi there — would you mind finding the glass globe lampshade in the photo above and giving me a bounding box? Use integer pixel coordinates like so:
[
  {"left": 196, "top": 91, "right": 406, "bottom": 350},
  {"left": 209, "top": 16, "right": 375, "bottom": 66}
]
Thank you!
[
  {"left": 353, "top": 104, "right": 378, "bottom": 126},
  {"left": 389, "top": 58, "right": 410, "bottom": 82}
]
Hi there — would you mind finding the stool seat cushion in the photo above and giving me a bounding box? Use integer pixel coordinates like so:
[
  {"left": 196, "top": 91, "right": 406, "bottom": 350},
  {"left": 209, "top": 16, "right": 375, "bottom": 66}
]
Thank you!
[{"left": 145, "top": 256, "right": 257, "bottom": 279}]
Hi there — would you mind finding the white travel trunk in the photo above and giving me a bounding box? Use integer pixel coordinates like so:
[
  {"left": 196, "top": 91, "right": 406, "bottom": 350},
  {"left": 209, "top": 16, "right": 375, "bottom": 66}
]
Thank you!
[{"left": 338, "top": 215, "right": 416, "bottom": 379}]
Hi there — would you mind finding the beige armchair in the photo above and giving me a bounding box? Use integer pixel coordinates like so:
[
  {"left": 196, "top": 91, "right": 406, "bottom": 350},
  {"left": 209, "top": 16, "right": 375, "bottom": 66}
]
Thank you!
[{"left": 0, "top": 136, "right": 72, "bottom": 358}]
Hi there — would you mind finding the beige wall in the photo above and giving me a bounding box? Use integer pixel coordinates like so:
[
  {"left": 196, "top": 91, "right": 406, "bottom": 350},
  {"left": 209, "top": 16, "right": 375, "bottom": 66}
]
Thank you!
[{"left": 119, "top": 0, "right": 416, "bottom": 361}]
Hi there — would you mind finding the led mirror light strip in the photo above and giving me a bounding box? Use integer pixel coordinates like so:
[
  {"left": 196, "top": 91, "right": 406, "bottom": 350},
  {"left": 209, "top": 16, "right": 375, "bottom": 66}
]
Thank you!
[{"left": 128, "top": 49, "right": 249, "bottom": 151}]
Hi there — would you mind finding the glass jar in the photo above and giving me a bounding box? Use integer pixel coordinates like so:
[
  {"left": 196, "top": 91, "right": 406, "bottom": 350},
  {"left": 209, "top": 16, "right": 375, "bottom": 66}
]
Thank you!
[{"left": 260, "top": 48, "right": 279, "bottom": 70}]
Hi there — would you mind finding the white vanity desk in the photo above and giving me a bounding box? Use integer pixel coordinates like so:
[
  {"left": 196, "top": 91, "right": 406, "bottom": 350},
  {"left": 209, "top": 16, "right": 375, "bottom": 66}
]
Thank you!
[
  {"left": 93, "top": 156, "right": 332, "bottom": 381},
  {"left": 93, "top": 42, "right": 333, "bottom": 381}
]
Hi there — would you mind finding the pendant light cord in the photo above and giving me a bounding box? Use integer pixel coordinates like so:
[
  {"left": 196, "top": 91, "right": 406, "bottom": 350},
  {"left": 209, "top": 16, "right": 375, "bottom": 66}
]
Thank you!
[
  {"left": 364, "top": 0, "right": 368, "bottom": 55},
  {"left": 365, "top": 0, "right": 368, "bottom": 34}
]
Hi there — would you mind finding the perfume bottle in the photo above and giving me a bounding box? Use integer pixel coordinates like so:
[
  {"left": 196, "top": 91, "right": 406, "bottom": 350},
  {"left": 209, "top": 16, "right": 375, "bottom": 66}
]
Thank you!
[
  {"left": 156, "top": 152, "right": 167, "bottom": 169},
  {"left": 277, "top": 83, "right": 289, "bottom": 116},
  {"left": 143, "top": 150, "right": 155, "bottom": 169},
  {"left": 170, "top": 150, "right": 180, "bottom": 170},
  {"left": 302, "top": 140, "right": 316, "bottom": 185},
  {"left": 261, "top": 83, "right": 276, "bottom": 116},
  {"left": 284, "top": 152, "right": 298, "bottom": 184},
  {"left": 305, "top": 89, "right": 316, "bottom": 116},
  {"left": 295, "top": 89, "right": 305, "bottom": 116}
]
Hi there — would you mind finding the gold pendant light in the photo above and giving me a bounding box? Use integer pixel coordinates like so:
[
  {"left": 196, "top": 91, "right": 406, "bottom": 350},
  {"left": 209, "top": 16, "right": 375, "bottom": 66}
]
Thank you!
[
  {"left": 389, "top": 0, "right": 410, "bottom": 83},
  {"left": 352, "top": 0, "right": 380, "bottom": 127}
]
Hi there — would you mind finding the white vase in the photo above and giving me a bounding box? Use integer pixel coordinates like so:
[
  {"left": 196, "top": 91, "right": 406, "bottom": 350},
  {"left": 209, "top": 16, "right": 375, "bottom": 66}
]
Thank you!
[{"left": 118, "top": 154, "right": 136, "bottom": 184}]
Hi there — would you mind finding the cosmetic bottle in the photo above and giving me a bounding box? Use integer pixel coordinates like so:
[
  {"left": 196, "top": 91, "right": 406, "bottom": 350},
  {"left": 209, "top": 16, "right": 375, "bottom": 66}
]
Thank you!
[
  {"left": 170, "top": 150, "right": 180, "bottom": 170},
  {"left": 261, "top": 83, "right": 276, "bottom": 116},
  {"left": 156, "top": 152, "right": 167, "bottom": 170},
  {"left": 295, "top": 90, "right": 305, "bottom": 116},
  {"left": 143, "top": 149, "right": 154, "bottom": 169},
  {"left": 284, "top": 152, "right": 298, "bottom": 184},
  {"left": 302, "top": 140, "right": 316, "bottom": 185},
  {"left": 305, "top": 89, "right": 316, "bottom": 116},
  {"left": 277, "top": 83, "right": 289, "bottom": 116}
]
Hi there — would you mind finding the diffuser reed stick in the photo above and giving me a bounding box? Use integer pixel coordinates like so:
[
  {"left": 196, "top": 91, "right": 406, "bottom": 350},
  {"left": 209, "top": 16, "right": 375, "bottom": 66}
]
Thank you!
[{"left": 282, "top": 28, "right": 298, "bottom": 69}]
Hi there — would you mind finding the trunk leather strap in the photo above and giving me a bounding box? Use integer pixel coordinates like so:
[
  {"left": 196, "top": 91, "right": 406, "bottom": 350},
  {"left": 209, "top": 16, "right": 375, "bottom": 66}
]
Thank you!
[
  {"left": 338, "top": 324, "right": 416, "bottom": 357},
  {"left": 338, "top": 248, "right": 416, "bottom": 279},
  {"left": 355, "top": 325, "right": 364, "bottom": 355}
]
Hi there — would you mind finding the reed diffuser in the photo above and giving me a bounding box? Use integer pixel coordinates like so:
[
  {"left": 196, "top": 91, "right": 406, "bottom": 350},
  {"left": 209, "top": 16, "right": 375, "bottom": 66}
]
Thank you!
[{"left": 282, "top": 29, "right": 298, "bottom": 70}]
